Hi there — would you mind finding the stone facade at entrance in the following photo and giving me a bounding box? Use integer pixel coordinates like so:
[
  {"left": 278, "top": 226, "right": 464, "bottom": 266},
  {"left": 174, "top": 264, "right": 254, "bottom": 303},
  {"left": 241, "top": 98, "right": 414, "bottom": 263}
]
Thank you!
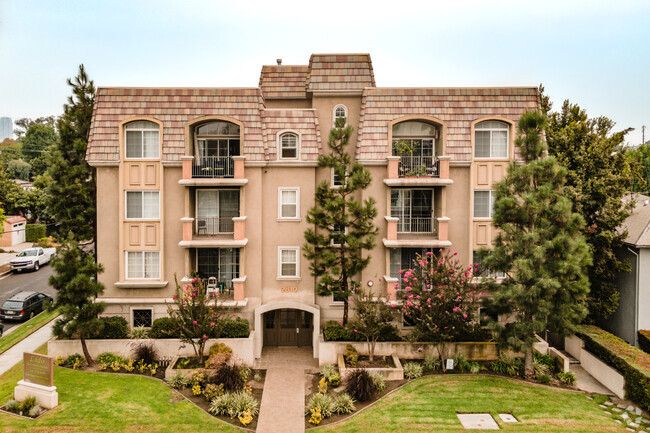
[{"left": 86, "top": 53, "right": 538, "bottom": 355}]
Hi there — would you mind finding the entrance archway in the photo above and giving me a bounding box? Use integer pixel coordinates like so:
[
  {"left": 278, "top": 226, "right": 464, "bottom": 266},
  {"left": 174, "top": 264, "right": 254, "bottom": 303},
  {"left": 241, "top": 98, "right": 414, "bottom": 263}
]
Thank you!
[
  {"left": 254, "top": 301, "right": 320, "bottom": 359},
  {"left": 263, "top": 309, "right": 313, "bottom": 347}
]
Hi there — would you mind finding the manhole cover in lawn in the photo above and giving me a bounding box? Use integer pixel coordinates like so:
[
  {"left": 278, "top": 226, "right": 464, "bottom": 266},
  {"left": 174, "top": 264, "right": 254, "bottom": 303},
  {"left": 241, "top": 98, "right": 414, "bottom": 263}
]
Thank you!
[
  {"left": 498, "top": 414, "right": 518, "bottom": 423},
  {"left": 457, "top": 413, "right": 500, "bottom": 430}
]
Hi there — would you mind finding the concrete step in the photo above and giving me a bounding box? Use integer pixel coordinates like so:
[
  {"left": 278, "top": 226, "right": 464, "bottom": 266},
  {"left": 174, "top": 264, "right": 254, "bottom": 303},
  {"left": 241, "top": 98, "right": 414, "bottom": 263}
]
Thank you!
[{"left": 559, "top": 350, "right": 580, "bottom": 364}]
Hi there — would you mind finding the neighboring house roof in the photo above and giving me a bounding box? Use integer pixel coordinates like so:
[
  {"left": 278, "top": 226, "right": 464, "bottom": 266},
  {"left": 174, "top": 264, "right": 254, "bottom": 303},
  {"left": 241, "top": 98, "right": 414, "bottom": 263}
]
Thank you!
[
  {"left": 306, "top": 54, "right": 376, "bottom": 93},
  {"left": 5, "top": 216, "right": 26, "bottom": 225},
  {"left": 261, "top": 109, "right": 321, "bottom": 161},
  {"left": 620, "top": 193, "right": 650, "bottom": 247},
  {"left": 259, "top": 65, "right": 309, "bottom": 99},
  {"left": 356, "top": 87, "right": 539, "bottom": 161}
]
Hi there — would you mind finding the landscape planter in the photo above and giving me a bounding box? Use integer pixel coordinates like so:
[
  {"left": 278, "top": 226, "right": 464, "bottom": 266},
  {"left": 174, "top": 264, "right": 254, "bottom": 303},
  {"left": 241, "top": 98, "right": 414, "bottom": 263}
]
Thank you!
[
  {"left": 164, "top": 356, "right": 201, "bottom": 380},
  {"left": 338, "top": 353, "right": 404, "bottom": 381}
]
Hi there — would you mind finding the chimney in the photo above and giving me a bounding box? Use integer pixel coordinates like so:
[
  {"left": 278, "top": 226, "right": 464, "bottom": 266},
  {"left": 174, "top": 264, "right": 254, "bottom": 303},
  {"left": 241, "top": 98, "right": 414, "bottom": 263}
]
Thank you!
[{"left": 276, "top": 59, "right": 282, "bottom": 65}]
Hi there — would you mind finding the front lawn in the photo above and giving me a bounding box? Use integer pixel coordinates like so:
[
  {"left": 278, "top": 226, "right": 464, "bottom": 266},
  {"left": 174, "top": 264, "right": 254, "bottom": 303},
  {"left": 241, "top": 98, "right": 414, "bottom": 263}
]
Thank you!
[
  {"left": 316, "top": 375, "right": 625, "bottom": 432},
  {"left": 0, "top": 309, "right": 59, "bottom": 354},
  {"left": 0, "top": 345, "right": 238, "bottom": 433}
]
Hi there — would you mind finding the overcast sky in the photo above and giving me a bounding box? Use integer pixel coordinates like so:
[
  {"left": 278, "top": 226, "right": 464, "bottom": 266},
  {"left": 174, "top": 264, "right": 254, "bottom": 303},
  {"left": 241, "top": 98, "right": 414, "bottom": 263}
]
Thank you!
[{"left": 0, "top": 0, "right": 648, "bottom": 145}]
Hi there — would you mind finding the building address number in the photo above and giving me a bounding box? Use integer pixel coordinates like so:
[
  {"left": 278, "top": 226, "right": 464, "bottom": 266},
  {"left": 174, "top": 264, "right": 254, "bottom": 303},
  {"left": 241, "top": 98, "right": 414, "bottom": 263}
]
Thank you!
[{"left": 281, "top": 286, "right": 298, "bottom": 293}]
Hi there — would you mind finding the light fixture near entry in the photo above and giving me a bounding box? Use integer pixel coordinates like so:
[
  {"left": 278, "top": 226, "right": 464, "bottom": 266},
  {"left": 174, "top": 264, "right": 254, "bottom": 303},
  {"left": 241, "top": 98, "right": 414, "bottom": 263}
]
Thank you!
[{"left": 367, "top": 280, "right": 374, "bottom": 287}]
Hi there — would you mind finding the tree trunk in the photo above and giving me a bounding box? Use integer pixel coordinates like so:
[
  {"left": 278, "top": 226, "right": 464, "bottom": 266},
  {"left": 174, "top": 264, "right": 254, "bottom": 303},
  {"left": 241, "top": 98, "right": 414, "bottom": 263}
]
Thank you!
[
  {"left": 368, "top": 338, "right": 374, "bottom": 363},
  {"left": 524, "top": 347, "right": 534, "bottom": 379},
  {"left": 80, "top": 333, "right": 93, "bottom": 366},
  {"left": 439, "top": 342, "right": 450, "bottom": 371}
]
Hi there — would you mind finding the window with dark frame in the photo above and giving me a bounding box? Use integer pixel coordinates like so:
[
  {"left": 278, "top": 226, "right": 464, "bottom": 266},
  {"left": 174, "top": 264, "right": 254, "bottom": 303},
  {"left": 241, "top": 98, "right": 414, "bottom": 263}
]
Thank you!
[
  {"left": 133, "top": 309, "right": 153, "bottom": 328},
  {"left": 280, "top": 133, "right": 298, "bottom": 159}
]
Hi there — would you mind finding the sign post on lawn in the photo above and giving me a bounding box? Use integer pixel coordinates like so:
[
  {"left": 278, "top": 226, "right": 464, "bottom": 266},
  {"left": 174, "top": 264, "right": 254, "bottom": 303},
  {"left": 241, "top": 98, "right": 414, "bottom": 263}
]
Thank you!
[{"left": 14, "top": 352, "right": 58, "bottom": 409}]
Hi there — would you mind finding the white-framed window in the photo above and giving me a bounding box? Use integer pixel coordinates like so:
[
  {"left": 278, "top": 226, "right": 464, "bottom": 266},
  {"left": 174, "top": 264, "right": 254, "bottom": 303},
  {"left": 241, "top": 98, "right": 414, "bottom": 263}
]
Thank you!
[
  {"left": 126, "top": 251, "right": 160, "bottom": 279},
  {"left": 474, "top": 120, "right": 509, "bottom": 158},
  {"left": 331, "top": 167, "right": 348, "bottom": 187},
  {"left": 278, "top": 247, "right": 299, "bottom": 278},
  {"left": 278, "top": 188, "right": 299, "bottom": 219},
  {"left": 332, "top": 292, "right": 347, "bottom": 304},
  {"left": 333, "top": 105, "right": 347, "bottom": 124},
  {"left": 331, "top": 224, "right": 347, "bottom": 246},
  {"left": 473, "top": 190, "right": 495, "bottom": 218},
  {"left": 126, "top": 191, "right": 160, "bottom": 219},
  {"left": 132, "top": 308, "right": 153, "bottom": 328},
  {"left": 125, "top": 120, "right": 160, "bottom": 159},
  {"left": 279, "top": 132, "right": 299, "bottom": 159},
  {"left": 473, "top": 250, "right": 506, "bottom": 279}
]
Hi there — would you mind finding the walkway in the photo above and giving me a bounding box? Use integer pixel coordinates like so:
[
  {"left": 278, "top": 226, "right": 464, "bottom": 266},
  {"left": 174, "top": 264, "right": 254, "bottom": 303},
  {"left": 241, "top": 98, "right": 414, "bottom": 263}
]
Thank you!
[
  {"left": 0, "top": 319, "right": 56, "bottom": 375},
  {"left": 571, "top": 364, "right": 614, "bottom": 395},
  {"left": 255, "top": 347, "right": 318, "bottom": 433}
]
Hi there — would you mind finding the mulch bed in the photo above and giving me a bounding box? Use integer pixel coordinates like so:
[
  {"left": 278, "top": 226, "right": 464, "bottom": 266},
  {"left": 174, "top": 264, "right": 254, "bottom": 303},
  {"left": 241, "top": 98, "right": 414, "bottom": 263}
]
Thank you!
[{"left": 346, "top": 355, "right": 395, "bottom": 369}]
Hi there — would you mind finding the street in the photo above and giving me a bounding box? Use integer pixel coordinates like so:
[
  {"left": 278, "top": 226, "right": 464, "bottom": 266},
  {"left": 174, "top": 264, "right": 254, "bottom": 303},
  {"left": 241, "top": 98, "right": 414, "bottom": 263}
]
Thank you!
[{"left": 0, "top": 266, "right": 56, "bottom": 334}]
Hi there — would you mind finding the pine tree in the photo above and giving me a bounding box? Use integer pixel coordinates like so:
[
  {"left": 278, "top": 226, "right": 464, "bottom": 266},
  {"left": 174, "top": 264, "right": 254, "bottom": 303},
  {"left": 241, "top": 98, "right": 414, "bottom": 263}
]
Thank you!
[
  {"left": 540, "top": 86, "right": 638, "bottom": 321},
  {"left": 482, "top": 110, "right": 592, "bottom": 378},
  {"left": 49, "top": 236, "right": 105, "bottom": 365},
  {"left": 41, "top": 64, "right": 96, "bottom": 241},
  {"left": 304, "top": 117, "right": 378, "bottom": 324}
]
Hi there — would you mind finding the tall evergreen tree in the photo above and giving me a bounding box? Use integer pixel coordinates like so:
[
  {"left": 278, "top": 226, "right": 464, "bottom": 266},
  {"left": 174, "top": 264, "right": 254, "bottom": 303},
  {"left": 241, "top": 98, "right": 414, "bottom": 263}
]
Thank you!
[
  {"left": 483, "top": 110, "right": 592, "bottom": 378},
  {"left": 304, "top": 117, "right": 378, "bottom": 324},
  {"left": 540, "top": 86, "right": 638, "bottom": 320},
  {"left": 41, "top": 65, "right": 96, "bottom": 241}
]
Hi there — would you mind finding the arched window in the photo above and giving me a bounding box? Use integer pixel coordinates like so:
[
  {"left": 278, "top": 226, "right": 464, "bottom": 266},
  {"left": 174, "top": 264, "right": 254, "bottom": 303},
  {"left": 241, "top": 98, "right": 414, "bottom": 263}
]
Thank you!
[
  {"left": 195, "top": 121, "right": 240, "bottom": 158},
  {"left": 333, "top": 105, "right": 347, "bottom": 124},
  {"left": 280, "top": 132, "right": 299, "bottom": 159},
  {"left": 391, "top": 121, "right": 437, "bottom": 157},
  {"left": 125, "top": 120, "right": 159, "bottom": 159},
  {"left": 474, "top": 120, "right": 509, "bottom": 158}
]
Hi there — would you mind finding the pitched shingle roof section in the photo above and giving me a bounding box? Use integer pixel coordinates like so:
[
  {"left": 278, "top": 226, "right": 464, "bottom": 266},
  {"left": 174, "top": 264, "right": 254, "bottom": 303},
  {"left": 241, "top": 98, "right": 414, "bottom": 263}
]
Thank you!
[
  {"left": 620, "top": 193, "right": 650, "bottom": 247},
  {"left": 4, "top": 216, "right": 26, "bottom": 225},
  {"left": 306, "top": 54, "right": 376, "bottom": 93},
  {"left": 356, "top": 87, "right": 539, "bottom": 161},
  {"left": 87, "top": 87, "right": 266, "bottom": 163},
  {"left": 261, "top": 109, "right": 321, "bottom": 161},
  {"left": 259, "top": 65, "right": 309, "bottom": 99}
]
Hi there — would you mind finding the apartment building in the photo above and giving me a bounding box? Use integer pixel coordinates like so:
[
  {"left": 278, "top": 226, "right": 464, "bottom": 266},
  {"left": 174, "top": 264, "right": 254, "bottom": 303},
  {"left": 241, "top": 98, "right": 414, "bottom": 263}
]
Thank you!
[{"left": 86, "top": 53, "right": 539, "bottom": 358}]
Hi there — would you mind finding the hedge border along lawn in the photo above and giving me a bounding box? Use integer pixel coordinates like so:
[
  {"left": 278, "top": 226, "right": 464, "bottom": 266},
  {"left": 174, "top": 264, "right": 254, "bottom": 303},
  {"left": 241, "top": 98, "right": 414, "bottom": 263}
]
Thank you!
[
  {"left": 0, "top": 309, "right": 59, "bottom": 355},
  {"left": 639, "top": 330, "right": 650, "bottom": 355},
  {"left": 25, "top": 224, "right": 46, "bottom": 243},
  {"left": 577, "top": 325, "right": 650, "bottom": 411}
]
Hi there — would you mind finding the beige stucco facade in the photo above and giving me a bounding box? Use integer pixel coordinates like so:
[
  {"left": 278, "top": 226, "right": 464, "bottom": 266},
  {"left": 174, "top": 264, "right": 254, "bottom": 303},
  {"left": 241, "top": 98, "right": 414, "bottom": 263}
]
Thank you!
[{"left": 87, "top": 54, "right": 539, "bottom": 356}]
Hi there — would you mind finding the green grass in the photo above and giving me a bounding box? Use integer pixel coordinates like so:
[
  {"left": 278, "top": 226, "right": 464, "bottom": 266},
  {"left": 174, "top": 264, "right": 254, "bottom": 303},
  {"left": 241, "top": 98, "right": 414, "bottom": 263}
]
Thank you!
[
  {"left": 317, "top": 375, "right": 626, "bottom": 432},
  {"left": 0, "top": 344, "right": 239, "bottom": 433},
  {"left": 0, "top": 309, "right": 59, "bottom": 354}
]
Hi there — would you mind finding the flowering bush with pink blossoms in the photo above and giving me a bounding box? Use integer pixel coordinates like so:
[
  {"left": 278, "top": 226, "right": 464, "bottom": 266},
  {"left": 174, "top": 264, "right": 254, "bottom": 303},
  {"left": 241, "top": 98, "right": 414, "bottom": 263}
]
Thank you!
[{"left": 398, "top": 249, "right": 489, "bottom": 358}]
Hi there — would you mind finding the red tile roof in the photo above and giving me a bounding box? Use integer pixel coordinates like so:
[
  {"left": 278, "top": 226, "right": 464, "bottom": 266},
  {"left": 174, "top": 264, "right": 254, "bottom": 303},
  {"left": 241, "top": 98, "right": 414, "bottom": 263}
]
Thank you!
[
  {"left": 261, "top": 109, "right": 321, "bottom": 161},
  {"left": 307, "top": 54, "right": 375, "bottom": 93},
  {"left": 259, "top": 65, "right": 309, "bottom": 99},
  {"left": 5, "top": 216, "right": 26, "bottom": 224},
  {"left": 356, "top": 87, "right": 539, "bottom": 161}
]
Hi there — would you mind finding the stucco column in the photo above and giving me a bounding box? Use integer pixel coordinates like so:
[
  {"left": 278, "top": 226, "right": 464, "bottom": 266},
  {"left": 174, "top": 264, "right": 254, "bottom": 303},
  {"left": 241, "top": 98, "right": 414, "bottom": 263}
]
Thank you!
[
  {"left": 232, "top": 276, "right": 246, "bottom": 301},
  {"left": 233, "top": 156, "right": 246, "bottom": 179},
  {"left": 438, "top": 155, "right": 451, "bottom": 179},
  {"left": 181, "top": 156, "right": 194, "bottom": 180},
  {"left": 384, "top": 275, "right": 399, "bottom": 301},
  {"left": 437, "top": 217, "right": 450, "bottom": 241},
  {"left": 181, "top": 217, "right": 194, "bottom": 242},
  {"left": 233, "top": 216, "right": 246, "bottom": 241},
  {"left": 385, "top": 216, "right": 399, "bottom": 240},
  {"left": 386, "top": 156, "right": 400, "bottom": 179}
]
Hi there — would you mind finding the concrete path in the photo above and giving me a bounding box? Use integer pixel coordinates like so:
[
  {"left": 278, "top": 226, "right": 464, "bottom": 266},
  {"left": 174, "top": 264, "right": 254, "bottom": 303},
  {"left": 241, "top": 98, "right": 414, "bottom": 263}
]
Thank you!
[
  {"left": 256, "top": 347, "right": 318, "bottom": 433},
  {"left": 0, "top": 318, "right": 56, "bottom": 375},
  {"left": 570, "top": 363, "right": 614, "bottom": 395}
]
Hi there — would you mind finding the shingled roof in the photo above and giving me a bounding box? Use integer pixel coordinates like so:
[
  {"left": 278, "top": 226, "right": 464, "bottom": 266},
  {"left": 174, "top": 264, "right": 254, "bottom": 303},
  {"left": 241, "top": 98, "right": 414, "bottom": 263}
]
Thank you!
[
  {"left": 87, "top": 87, "right": 266, "bottom": 163},
  {"left": 306, "top": 54, "right": 376, "bottom": 93},
  {"left": 259, "top": 65, "right": 309, "bottom": 99},
  {"left": 261, "top": 109, "right": 321, "bottom": 161},
  {"left": 356, "top": 87, "right": 539, "bottom": 161},
  {"left": 620, "top": 193, "right": 650, "bottom": 247}
]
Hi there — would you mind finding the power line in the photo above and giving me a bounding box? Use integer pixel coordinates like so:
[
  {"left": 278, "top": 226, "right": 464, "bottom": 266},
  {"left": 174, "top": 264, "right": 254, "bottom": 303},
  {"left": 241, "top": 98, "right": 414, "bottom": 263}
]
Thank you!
[{"left": 0, "top": 222, "right": 59, "bottom": 235}]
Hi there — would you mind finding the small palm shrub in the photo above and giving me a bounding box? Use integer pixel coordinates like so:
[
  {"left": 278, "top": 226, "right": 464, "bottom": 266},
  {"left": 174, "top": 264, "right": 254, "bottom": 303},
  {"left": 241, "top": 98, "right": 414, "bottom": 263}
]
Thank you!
[
  {"left": 167, "top": 372, "right": 190, "bottom": 389},
  {"left": 345, "top": 369, "right": 378, "bottom": 401},
  {"left": 489, "top": 353, "right": 523, "bottom": 377},
  {"left": 128, "top": 326, "right": 150, "bottom": 339},
  {"left": 131, "top": 341, "right": 158, "bottom": 364},
  {"left": 423, "top": 355, "right": 442, "bottom": 372},
  {"left": 453, "top": 353, "right": 471, "bottom": 372},
  {"left": 213, "top": 364, "right": 244, "bottom": 391},
  {"left": 209, "top": 391, "right": 259, "bottom": 418},
  {"left": 533, "top": 351, "right": 556, "bottom": 373},
  {"left": 320, "top": 364, "right": 341, "bottom": 386},
  {"left": 469, "top": 362, "right": 482, "bottom": 374},
  {"left": 306, "top": 392, "right": 335, "bottom": 418},
  {"left": 533, "top": 359, "right": 551, "bottom": 378},
  {"left": 370, "top": 372, "right": 386, "bottom": 391},
  {"left": 332, "top": 393, "right": 356, "bottom": 414},
  {"left": 403, "top": 361, "right": 423, "bottom": 379},
  {"left": 557, "top": 371, "right": 577, "bottom": 386}
]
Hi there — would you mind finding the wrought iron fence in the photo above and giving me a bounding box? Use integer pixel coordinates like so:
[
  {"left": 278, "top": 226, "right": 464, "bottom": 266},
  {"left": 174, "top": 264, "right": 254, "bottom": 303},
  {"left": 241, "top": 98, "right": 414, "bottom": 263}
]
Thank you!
[
  {"left": 397, "top": 216, "right": 438, "bottom": 235},
  {"left": 195, "top": 217, "right": 235, "bottom": 235},
  {"left": 192, "top": 156, "right": 235, "bottom": 178},
  {"left": 398, "top": 155, "right": 439, "bottom": 178}
]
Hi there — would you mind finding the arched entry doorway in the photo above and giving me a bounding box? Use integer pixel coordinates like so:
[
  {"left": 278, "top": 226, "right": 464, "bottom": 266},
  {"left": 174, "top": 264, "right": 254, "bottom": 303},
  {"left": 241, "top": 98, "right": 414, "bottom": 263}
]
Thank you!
[
  {"left": 254, "top": 301, "right": 320, "bottom": 359},
  {"left": 263, "top": 309, "right": 313, "bottom": 347}
]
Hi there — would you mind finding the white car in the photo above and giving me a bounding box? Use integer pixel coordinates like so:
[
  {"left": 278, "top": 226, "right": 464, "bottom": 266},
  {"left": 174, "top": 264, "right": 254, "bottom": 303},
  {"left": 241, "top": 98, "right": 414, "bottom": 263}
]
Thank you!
[{"left": 9, "top": 247, "right": 56, "bottom": 273}]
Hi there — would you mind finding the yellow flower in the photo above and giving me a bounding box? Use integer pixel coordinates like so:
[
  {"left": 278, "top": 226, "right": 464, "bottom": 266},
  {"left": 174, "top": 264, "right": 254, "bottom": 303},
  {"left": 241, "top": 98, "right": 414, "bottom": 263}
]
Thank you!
[
  {"left": 192, "top": 384, "right": 202, "bottom": 396},
  {"left": 309, "top": 406, "right": 322, "bottom": 425},
  {"left": 238, "top": 410, "right": 253, "bottom": 426},
  {"left": 318, "top": 377, "right": 328, "bottom": 394}
]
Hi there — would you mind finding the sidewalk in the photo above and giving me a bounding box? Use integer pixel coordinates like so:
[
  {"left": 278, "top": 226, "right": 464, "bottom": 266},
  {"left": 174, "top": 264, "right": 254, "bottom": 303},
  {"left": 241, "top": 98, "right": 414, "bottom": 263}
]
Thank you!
[
  {"left": 0, "top": 319, "right": 56, "bottom": 376},
  {"left": 0, "top": 242, "right": 34, "bottom": 274}
]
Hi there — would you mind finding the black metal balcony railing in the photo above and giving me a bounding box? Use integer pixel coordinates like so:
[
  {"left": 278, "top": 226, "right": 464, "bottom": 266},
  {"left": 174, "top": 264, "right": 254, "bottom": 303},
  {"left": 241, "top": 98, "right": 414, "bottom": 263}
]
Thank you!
[
  {"left": 193, "top": 156, "right": 235, "bottom": 178},
  {"left": 196, "top": 217, "right": 235, "bottom": 235},
  {"left": 398, "top": 156, "right": 439, "bottom": 178},
  {"left": 397, "top": 216, "right": 438, "bottom": 235}
]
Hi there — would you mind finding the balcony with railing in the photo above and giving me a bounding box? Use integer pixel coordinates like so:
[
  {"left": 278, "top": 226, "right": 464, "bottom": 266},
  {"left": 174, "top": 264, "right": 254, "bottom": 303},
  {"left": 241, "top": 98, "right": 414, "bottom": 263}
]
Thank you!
[
  {"left": 193, "top": 156, "right": 234, "bottom": 178},
  {"left": 180, "top": 155, "right": 246, "bottom": 185},
  {"left": 397, "top": 216, "right": 439, "bottom": 236},
  {"left": 398, "top": 155, "right": 440, "bottom": 178},
  {"left": 196, "top": 216, "right": 235, "bottom": 235}
]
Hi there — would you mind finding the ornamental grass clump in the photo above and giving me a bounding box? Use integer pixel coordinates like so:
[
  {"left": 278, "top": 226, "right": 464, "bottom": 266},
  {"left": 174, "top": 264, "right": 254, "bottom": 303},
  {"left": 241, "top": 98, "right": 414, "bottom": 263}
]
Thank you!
[
  {"left": 212, "top": 364, "right": 244, "bottom": 392},
  {"left": 167, "top": 371, "right": 190, "bottom": 389},
  {"left": 423, "top": 355, "right": 442, "bottom": 372},
  {"left": 306, "top": 392, "right": 335, "bottom": 418},
  {"left": 320, "top": 364, "right": 341, "bottom": 386},
  {"left": 131, "top": 341, "right": 158, "bottom": 365},
  {"left": 345, "top": 368, "right": 378, "bottom": 401},
  {"left": 208, "top": 390, "right": 259, "bottom": 420},
  {"left": 370, "top": 372, "right": 385, "bottom": 391},
  {"left": 332, "top": 393, "right": 356, "bottom": 414},
  {"left": 403, "top": 362, "right": 423, "bottom": 379},
  {"left": 489, "top": 353, "right": 523, "bottom": 377}
]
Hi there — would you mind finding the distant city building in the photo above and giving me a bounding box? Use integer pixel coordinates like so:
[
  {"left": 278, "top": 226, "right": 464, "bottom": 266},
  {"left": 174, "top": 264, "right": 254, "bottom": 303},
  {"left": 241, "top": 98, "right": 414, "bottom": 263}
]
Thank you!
[{"left": 0, "top": 117, "right": 12, "bottom": 141}]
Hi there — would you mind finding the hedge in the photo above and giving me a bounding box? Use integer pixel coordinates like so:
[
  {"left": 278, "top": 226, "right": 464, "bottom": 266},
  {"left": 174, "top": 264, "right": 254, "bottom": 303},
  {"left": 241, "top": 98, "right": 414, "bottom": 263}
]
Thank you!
[
  {"left": 639, "top": 330, "right": 650, "bottom": 355},
  {"left": 25, "top": 224, "right": 46, "bottom": 243},
  {"left": 323, "top": 320, "right": 402, "bottom": 342},
  {"left": 53, "top": 316, "right": 129, "bottom": 339},
  {"left": 577, "top": 325, "right": 650, "bottom": 411},
  {"left": 149, "top": 317, "right": 250, "bottom": 339}
]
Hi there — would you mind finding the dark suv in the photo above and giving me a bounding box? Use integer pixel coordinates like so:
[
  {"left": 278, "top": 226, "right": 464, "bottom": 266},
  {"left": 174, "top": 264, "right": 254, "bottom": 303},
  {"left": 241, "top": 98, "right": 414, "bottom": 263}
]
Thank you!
[{"left": 0, "top": 291, "right": 52, "bottom": 322}]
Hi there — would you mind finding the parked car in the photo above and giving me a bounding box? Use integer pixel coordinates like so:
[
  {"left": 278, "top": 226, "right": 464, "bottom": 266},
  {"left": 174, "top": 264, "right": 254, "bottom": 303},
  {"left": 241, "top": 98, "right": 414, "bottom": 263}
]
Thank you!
[
  {"left": 0, "top": 322, "right": 3, "bottom": 336},
  {"left": 9, "top": 247, "right": 56, "bottom": 273},
  {"left": 0, "top": 291, "right": 53, "bottom": 321}
]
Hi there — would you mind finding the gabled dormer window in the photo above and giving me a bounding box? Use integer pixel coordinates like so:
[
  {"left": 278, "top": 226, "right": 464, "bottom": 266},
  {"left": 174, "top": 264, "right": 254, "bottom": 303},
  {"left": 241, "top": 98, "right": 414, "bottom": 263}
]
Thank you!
[
  {"left": 333, "top": 105, "right": 347, "bottom": 124},
  {"left": 280, "top": 132, "right": 299, "bottom": 159},
  {"left": 125, "top": 121, "right": 160, "bottom": 159}
]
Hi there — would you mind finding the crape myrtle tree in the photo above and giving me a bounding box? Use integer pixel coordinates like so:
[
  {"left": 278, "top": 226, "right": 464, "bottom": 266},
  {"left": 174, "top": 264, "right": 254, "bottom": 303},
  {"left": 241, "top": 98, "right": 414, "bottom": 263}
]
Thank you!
[
  {"left": 398, "top": 249, "right": 483, "bottom": 368},
  {"left": 482, "top": 110, "right": 592, "bottom": 378},
  {"left": 304, "top": 117, "right": 378, "bottom": 324},
  {"left": 50, "top": 236, "right": 105, "bottom": 365},
  {"left": 540, "top": 86, "right": 638, "bottom": 321},
  {"left": 351, "top": 289, "right": 395, "bottom": 362}
]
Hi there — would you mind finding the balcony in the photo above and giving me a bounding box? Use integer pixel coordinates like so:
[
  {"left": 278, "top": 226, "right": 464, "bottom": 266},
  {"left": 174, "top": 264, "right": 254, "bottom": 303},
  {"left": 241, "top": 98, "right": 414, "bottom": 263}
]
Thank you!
[
  {"left": 196, "top": 217, "right": 234, "bottom": 235},
  {"left": 397, "top": 216, "right": 438, "bottom": 236},
  {"left": 193, "top": 156, "right": 234, "bottom": 178},
  {"left": 179, "top": 216, "right": 247, "bottom": 248},
  {"left": 385, "top": 155, "right": 452, "bottom": 186},
  {"left": 180, "top": 156, "right": 247, "bottom": 186},
  {"left": 180, "top": 275, "right": 247, "bottom": 305},
  {"left": 398, "top": 156, "right": 439, "bottom": 178},
  {"left": 384, "top": 215, "right": 451, "bottom": 248}
]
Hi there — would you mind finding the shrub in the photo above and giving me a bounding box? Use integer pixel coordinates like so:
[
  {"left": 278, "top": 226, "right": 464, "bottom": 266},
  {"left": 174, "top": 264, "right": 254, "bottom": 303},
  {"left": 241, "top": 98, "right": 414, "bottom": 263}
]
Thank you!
[
  {"left": 219, "top": 318, "right": 250, "bottom": 338},
  {"left": 28, "top": 405, "right": 43, "bottom": 418},
  {"left": 403, "top": 361, "right": 423, "bottom": 379},
  {"left": 533, "top": 359, "right": 551, "bottom": 378},
  {"left": 167, "top": 372, "right": 190, "bottom": 389},
  {"left": 638, "top": 330, "right": 650, "bottom": 354},
  {"left": 320, "top": 364, "right": 341, "bottom": 386},
  {"left": 131, "top": 341, "right": 158, "bottom": 364},
  {"left": 150, "top": 317, "right": 179, "bottom": 338},
  {"left": 318, "top": 377, "right": 328, "bottom": 393},
  {"left": 489, "top": 353, "right": 522, "bottom": 377},
  {"left": 239, "top": 366, "right": 251, "bottom": 383},
  {"left": 533, "top": 351, "right": 556, "bottom": 374},
  {"left": 213, "top": 364, "right": 244, "bottom": 392},
  {"left": 453, "top": 353, "right": 471, "bottom": 372},
  {"left": 344, "top": 345, "right": 358, "bottom": 367},
  {"left": 128, "top": 326, "right": 150, "bottom": 339},
  {"left": 332, "top": 393, "right": 356, "bottom": 414},
  {"left": 205, "top": 343, "right": 233, "bottom": 369},
  {"left": 97, "top": 352, "right": 123, "bottom": 366},
  {"left": 469, "top": 362, "right": 482, "bottom": 374},
  {"left": 52, "top": 317, "right": 75, "bottom": 339},
  {"left": 203, "top": 383, "right": 224, "bottom": 401},
  {"left": 578, "top": 325, "right": 650, "bottom": 411},
  {"left": 18, "top": 396, "right": 37, "bottom": 414},
  {"left": 370, "top": 372, "right": 385, "bottom": 391},
  {"left": 26, "top": 224, "right": 46, "bottom": 243},
  {"left": 538, "top": 373, "right": 551, "bottom": 384},
  {"left": 4, "top": 399, "right": 18, "bottom": 413},
  {"left": 557, "top": 371, "right": 577, "bottom": 386},
  {"left": 306, "top": 392, "right": 335, "bottom": 418},
  {"left": 209, "top": 391, "right": 259, "bottom": 418},
  {"left": 309, "top": 406, "right": 322, "bottom": 425},
  {"left": 4, "top": 397, "right": 40, "bottom": 417},
  {"left": 90, "top": 316, "right": 129, "bottom": 339},
  {"left": 64, "top": 353, "right": 84, "bottom": 369},
  {"left": 36, "top": 236, "right": 56, "bottom": 248},
  {"left": 323, "top": 320, "right": 401, "bottom": 342},
  {"left": 423, "top": 355, "right": 442, "bottom": 372},
  {"left": 345, "top": 369, "right": 378, "bottom": 402},
  {"left": 190, "top": 372, "right": 206, "bottom": 387}
]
